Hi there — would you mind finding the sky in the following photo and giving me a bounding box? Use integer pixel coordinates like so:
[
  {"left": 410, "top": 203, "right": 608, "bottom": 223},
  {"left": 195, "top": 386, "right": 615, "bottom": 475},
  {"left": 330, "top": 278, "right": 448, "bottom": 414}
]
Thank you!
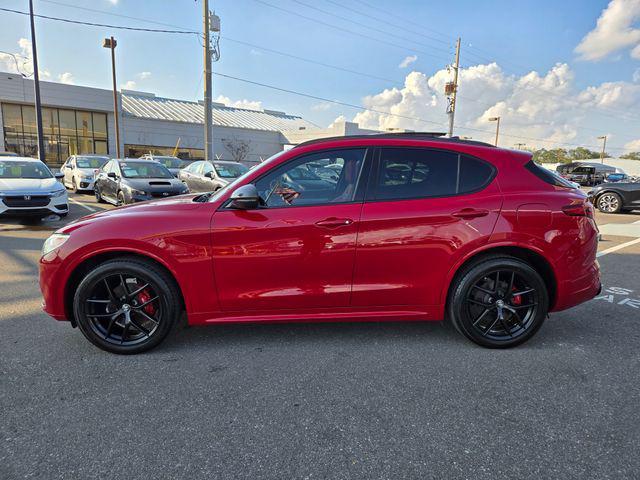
[{"left": 0, "top": 0, "right": 639, "bottom": 153}]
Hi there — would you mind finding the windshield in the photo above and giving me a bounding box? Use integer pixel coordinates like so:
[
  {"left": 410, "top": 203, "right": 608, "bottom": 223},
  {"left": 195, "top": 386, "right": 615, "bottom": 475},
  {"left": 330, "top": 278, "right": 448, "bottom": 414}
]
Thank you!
[
  {"left": 214, "top": 162, "right": 249, "bottom": 178},
  {"left": 76, "top": 156, "right": 109, "bottom": 169},
  {"left": 120, "top": 161, "right": 173, "bottom": 179},
  {"left": 154, "top": 157, "right": 186, "bottom": 169},
  {"left": 0, "top": 160, "right": 53, "bottom": 179}
]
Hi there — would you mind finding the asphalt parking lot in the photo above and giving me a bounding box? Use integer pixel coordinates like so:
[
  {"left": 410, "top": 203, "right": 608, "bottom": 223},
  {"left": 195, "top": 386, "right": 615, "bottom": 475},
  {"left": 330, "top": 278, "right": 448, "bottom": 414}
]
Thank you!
[{"left": 1, "top": 192, "right": 640, "bottom": 479}]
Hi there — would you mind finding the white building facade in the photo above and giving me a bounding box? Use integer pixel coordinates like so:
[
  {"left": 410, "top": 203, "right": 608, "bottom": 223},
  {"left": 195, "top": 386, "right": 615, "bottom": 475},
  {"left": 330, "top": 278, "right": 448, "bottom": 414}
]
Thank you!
[{"left": 0, "top": 72, "right": 381, "bottom": 167}]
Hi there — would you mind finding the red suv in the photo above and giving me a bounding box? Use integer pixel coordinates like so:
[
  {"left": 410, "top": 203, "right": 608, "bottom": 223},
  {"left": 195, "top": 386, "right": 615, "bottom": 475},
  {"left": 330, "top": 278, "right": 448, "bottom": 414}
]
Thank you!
[{"left": 39, "top": 134, "right": 601, "bottom": 354}]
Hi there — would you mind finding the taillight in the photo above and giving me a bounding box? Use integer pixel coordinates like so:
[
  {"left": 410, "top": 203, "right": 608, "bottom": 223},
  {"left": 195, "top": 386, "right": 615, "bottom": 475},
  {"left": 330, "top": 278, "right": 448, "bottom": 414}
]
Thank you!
[{"left": 562, "top": 201, "right": 593, "bottom": 218}]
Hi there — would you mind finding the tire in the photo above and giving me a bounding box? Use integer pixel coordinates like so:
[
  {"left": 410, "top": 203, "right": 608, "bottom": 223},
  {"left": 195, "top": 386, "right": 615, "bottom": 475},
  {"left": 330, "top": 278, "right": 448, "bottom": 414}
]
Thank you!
[
  {"left": 73, "top": 257, "right": 182, "bottom": 354},
  {"left": 94, "top": 186, "right": 104, "bottom": 203},
  {"left": 596, "top": 193, "right": 622, "bottom": 214},
  {"left": 448, "top": 255, "right": 549, "bottom": 348},
  {"left": 117, "top": 190, "right": 126, "bottom": 206},
  {"left": 72, "top": 177, "right": 79, "bottom": 194}
]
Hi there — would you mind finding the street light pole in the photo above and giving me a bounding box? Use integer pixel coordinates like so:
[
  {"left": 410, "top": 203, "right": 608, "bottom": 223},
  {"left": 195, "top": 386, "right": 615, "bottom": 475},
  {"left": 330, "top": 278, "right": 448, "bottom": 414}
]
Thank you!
[
  {"left": 203, "top": 0, "right": 213, "bottom": 162},
  {"left": 489, "top": 116, "right": 501, "bottom": 146},
  {"left": 103, "top": 37, "right": 121, "bottom": 158},
  {"left": 28, "top": 0, "right": 45, "bottom": 162},
  {"left": 598, "top": 135, "right": 607, "bottom": 164},
  {"left": 447, "top": 37, "right": 461, "bottom": 137}
]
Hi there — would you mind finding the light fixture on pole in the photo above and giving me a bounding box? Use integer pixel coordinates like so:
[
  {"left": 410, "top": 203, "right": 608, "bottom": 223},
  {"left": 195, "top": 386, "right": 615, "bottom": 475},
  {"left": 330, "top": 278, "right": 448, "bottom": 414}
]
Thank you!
[
  {"left": 597, "top": 135, "right": 607, "bottom": 164},
  {"left": 103, "top": 37, "right": 121, "bottom": 158},
  {"left": 488, "top": 116, "right": 501, "bottom": 146}
]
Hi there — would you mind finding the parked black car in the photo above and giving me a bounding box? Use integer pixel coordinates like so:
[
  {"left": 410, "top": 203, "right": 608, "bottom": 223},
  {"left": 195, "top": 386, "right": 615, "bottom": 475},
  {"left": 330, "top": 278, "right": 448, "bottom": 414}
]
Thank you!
[
  {"left": 588, "top": 182, "right": 640, "bottom": 213},
  {"left": 94, "top": 159, "right": 189, "bottom": 206},
  {"left": 556, "top": 162, "right": 618, "bottom": 186},
  {"left": 139, "top": 154, "right": 195, "bottom": 177},
  {"left": 178, "top": 160, "right": 248, "bottom": 193}
]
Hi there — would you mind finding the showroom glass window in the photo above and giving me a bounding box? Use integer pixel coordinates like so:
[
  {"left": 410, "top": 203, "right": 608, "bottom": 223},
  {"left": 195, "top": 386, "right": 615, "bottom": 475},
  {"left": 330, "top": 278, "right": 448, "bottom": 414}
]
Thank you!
[{"left": 1, "top": 103, "right": 109, "bottom": 166}]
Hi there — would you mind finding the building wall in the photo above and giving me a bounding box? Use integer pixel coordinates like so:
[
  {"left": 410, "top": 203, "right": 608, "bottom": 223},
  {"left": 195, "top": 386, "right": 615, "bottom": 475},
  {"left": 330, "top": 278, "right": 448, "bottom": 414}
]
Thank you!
[
  {"left": 122, "top": 116, "right": 286, "bottom": 164},
  {"left": 0, "top": 73, "right": 119, "bottom": 157}
]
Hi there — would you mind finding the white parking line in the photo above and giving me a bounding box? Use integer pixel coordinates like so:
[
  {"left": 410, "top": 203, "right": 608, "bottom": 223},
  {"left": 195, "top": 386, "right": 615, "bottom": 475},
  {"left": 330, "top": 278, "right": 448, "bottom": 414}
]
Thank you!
[
  {"left": 597, "top": 237, "right": 640, "bottom": 258},
  {"left": 69, "top": 197, "right": 96, "bottom": 212}
]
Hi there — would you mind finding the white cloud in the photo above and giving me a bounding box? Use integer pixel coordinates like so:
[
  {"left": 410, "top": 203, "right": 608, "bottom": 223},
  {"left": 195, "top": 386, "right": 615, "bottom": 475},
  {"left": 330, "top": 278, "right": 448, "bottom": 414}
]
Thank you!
[
  {"left": 328, "top": 115, "right": 347, "bottom": 128},
  {"left": 575, "top": 0, "right": 640, "bottom": 61},
  {"left": 624, "top": 138, "right": 640, "bottom": 151},
  {"left": 311, "top": 102, "right": 333, "bottom": 111},
  {"left": 0, "top": 37, "right": 50, "bottom": 79},
  {"left": 57, "top": 72, "right": 75, "bottom": 84},
  {"left": 107, "top": 0, "right": 118, "bottom": 4},
  {"left": 215, "top": 94, "right": 262, "bottom": 111},
  {"left": 121, "top": 80, "right": 137, "bottom": 90},
  {"left": 349, "top": 62, "right": 640, "bottom": 149},
  {"left": 398, "top": 55, "right": 418, "bottom": 68},
  {"left": 136, "top": 71, "right": 151, "bottom": 80},
  {"left": 634, "top": 68, "right": 640, "bottom": 82}
]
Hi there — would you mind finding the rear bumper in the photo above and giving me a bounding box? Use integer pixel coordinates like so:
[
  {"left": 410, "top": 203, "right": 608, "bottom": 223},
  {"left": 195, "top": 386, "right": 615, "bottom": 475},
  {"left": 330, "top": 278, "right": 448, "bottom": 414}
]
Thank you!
[{"left": 552, "top": 261, "right": 601, "bottom": 312}]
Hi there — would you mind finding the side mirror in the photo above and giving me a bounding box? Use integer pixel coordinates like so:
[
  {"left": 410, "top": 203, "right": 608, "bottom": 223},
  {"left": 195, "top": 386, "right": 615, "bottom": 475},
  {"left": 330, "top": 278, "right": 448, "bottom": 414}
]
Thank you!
[
  {"left": 66, "top": 165, "right": 73, "bottom": 170},
  {"left": 54, "top": 172, "right": 64, "bottom": 180},
  {"left": 107, "top": 172, "right": 117, "bottom": 179},
  {"left": 228, "top": 184, "right": 260, "bottom": 210},
  {"left": 204, "top": 171, "right": 214, "bottom": 179}
]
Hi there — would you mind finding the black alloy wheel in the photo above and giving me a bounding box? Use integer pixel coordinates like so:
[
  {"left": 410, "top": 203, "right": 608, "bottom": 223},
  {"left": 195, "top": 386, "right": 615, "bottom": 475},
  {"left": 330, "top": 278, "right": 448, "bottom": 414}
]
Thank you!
[
  {"left": 94, "top": 186, "right": 104, "bottom": 203},
  {"left": 449, "top": 256, "right": 548, "bottom": 348},
  {"left": 73, "top": 258, "right": 181, "bottom": 354}
]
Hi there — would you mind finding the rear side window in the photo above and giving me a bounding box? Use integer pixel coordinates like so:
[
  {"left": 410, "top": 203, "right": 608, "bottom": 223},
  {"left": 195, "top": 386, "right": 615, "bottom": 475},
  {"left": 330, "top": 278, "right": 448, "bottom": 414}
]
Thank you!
[
  {"left": 371, "top": 148, "right": 494, "bottom": 201},
  {"left": 524, "top": 160, "right": 576, "bottom": 188}
]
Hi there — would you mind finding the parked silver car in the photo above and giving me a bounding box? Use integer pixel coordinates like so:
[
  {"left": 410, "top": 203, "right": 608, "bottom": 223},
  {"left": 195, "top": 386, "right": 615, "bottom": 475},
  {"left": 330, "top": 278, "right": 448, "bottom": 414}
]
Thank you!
[
  {"left": 60, "top": 155, "right": 110, "bottom": 192},
  {"left": 0, "top": 157, "right": 68, "bottom": 217}
]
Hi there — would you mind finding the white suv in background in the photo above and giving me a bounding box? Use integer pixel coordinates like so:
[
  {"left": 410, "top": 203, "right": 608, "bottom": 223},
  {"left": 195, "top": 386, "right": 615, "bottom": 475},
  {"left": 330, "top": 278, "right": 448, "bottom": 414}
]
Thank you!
[
  {"left": 61, "top": 155, "right": 110, "bottom": 192},
  {"left": 0, "top": 157, "right": 68, "bottom": 218}
]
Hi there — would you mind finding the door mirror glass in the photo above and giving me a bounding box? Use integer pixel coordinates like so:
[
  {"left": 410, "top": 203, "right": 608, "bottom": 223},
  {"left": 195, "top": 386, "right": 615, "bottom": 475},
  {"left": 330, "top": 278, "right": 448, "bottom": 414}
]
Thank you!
[
  {"left": 228, "top": 184, "right": 260, "bottom": 210},
  {"left": 54, "top": 172, "right": 64, "bottom": 180},
  {"left": 107, "top": 172, "right": 117, "bottom": 179},
  {"left": 204, "top": 171, "right": 214, "bottom": 179}
]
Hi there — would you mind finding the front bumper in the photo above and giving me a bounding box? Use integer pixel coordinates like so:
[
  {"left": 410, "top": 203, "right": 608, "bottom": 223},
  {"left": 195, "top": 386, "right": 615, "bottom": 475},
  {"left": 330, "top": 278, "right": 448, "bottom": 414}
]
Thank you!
[
  {"left": 127, "top": 190, "right": 188, "bottom": 203},
  {"left": 76, "top": 179, "right": 95, "bottom": 191},
  {"left": 0, "top": 196, "right": 68, "bottom": 217}
]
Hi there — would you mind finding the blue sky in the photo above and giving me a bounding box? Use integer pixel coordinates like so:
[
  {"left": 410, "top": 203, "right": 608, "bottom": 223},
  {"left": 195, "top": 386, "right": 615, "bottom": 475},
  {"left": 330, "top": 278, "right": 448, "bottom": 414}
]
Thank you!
[{"left": 1, "top": 0, "right": 639, "bottom": 151}]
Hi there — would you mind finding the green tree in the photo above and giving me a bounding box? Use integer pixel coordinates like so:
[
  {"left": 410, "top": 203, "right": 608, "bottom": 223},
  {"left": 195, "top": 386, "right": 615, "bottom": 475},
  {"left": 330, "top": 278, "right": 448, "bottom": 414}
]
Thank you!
[{"left": 620, "top": 152, "right": 640, "bottom": 161}]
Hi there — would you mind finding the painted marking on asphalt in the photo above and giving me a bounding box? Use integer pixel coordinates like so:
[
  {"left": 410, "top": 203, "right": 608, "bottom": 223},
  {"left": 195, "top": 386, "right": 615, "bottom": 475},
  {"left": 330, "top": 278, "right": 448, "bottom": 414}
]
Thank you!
[
  {"left": 597, "top": 237, "right": 640, "bottom": 257},
  {"left": 598, "top": 223, "right": 640, "bottom": 238},
  {"left": 69, "top": 197, "right": 96, "bottom": 212}
]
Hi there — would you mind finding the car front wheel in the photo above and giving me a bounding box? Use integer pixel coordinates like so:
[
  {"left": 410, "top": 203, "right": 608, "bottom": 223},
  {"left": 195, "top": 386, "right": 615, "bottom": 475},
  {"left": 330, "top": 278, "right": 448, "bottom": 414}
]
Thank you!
[
  {"left": 448, "top": 256, "right": 548, "bottom": 348},
  {"left": 73, "top": 258, "right": 181, "bottom": 354},
  {"left": 597, "top": 193, "right": 622, "bottom": 213}
]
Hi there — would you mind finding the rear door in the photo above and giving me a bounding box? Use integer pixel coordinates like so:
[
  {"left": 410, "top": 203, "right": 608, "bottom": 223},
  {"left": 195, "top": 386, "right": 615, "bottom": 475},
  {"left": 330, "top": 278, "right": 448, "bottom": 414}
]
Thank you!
[{"left": 351, "top": 147, "right": 502, "bottom": 308}]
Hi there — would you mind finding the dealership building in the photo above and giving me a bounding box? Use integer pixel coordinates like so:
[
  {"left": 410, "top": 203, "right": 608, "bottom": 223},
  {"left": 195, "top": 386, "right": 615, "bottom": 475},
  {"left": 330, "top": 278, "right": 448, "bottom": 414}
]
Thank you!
[{"left": 0, "top": 72, "right": 382, "bottom": 167}]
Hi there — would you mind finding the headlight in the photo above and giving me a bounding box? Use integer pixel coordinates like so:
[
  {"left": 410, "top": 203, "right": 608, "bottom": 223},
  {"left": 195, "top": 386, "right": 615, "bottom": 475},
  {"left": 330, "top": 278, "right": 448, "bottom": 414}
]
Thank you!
[
  {"left": 80, "top": 174, "right": 93, "bottom": 180},
  {"left": 130, "top": 188, "right": 147, "bottom": 196},
  {"left": 42, "top": 233, "right": 69, "bottom": 256},
  {"left": 50, "top": 189, "right": 67, "bottom": 198}
]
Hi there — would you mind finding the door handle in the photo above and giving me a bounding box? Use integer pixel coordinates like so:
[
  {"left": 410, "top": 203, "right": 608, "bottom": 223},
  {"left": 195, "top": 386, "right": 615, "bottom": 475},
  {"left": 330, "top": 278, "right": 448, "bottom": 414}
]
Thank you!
[
  {"left": 315, "top": 217, "right": 354, "bottom": 228},
  {"left": 452, "top": 208, "right": 489, "bottom": 219}
]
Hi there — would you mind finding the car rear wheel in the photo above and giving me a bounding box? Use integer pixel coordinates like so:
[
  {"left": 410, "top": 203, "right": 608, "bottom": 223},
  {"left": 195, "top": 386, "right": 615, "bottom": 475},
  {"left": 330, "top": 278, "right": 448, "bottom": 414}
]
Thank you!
[
  {"left": 72, "top": 177, "right": 79, "bottom": 194},
  {"left": 448, "top": 256, "right": 548, "bottom": 348},
  {"left": 73, "top": 258, "right": 181, "bottom": 354},
  {"left": 597, "top": 193, "right": 622, "bottom": 213}
]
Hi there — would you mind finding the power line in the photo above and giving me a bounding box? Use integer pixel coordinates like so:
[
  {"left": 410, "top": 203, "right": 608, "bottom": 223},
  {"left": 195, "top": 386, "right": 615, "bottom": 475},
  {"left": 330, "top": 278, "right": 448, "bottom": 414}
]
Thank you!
[
  {"left": 0, "top": 7, "right": 199, "bottom": 34},
  {"left": 213, "top": 71, "right": 628, "bottom": 150},
  {"left": 250, "top": 0, "right": 453, "bottom": 62}
]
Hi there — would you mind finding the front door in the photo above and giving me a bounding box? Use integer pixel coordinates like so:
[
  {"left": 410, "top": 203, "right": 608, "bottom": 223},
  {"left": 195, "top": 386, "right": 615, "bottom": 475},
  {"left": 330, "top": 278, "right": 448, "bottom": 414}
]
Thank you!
[
  {"left": 351, "top": 147, "right": 502, "bottom": 307},
  {"left": 211, "top": 148, "right": 370, "bottom": 311}
]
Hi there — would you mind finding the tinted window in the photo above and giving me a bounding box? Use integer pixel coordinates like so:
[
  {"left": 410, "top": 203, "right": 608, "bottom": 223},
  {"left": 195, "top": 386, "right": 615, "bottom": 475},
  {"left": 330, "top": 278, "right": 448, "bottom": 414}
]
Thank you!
[
  {"left": 119, "top": 161, "right": 173, "bottom": 179},
  {"left": 255, "top": 149, "right": 366, "bottom": 207},
  {"left": 458, "top": 155, "right": 494, "bottom": 193},
  {"left": 374, "top": 149, "right": 458, "bottom": 200},
  {"left": 524, "top": 161, "right": 576, "bottom": 188}
]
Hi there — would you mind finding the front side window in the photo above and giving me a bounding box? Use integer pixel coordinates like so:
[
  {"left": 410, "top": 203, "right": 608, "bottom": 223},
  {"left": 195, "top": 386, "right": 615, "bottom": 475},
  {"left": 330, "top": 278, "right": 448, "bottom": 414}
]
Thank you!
[
  {"left": 119, "top": 161, "right": 173, "bottom": 179},
  {"left": 201, "top": 162, "right": 215, "bottom": 176},
  {"left": 255, "top": 148, "right": 366, "bottom": 208},
  {"left": 0, "top": 160, "right": 52, "bottom": 179}
]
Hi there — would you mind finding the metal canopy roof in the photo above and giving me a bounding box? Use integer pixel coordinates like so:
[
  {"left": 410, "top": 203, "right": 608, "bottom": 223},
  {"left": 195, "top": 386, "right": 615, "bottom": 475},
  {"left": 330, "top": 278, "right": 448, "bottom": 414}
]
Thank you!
[{"left": 121, "top": 93, "right": 317, "bottom": 132}]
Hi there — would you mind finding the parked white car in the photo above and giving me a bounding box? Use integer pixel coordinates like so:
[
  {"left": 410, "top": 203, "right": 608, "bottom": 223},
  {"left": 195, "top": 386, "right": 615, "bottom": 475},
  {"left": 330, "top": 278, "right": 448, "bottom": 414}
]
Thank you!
[
  {"left": 60, "top": 155, "right": 110, "bottom": 192},
  {"left": 0, "top": 157, "right": 68, "bottom": 217}
]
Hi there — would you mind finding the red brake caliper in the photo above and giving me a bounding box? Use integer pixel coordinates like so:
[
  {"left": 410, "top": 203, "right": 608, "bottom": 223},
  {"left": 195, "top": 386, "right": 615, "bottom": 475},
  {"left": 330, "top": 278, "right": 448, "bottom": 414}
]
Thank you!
[
  {"left": 136, "top": 289, "right": 156, "bottom": 315},
  {"left": 511, "top": 286, "right": 522, "bottom": 306}
]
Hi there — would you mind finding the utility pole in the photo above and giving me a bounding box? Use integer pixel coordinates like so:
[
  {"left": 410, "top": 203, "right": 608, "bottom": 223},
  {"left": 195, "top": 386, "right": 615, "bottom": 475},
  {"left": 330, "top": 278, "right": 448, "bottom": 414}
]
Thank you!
[
  {"left": 203, "top": 0, "right": 213, "bottom": 162},
  {"left": 489, "top": 116, "right": 500, "bottom": 146},
  {"left": 446, "top": 37, "right": 461, "bottom": 137},
  {"left": 103, "top": 37, "right": 121, "bottom": 158},
  {"left": 598, "top": 135, "right": 607, "bottom": 164},
  {"left": 28, "top": 0, "right": 45, "bottom": 162}
]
